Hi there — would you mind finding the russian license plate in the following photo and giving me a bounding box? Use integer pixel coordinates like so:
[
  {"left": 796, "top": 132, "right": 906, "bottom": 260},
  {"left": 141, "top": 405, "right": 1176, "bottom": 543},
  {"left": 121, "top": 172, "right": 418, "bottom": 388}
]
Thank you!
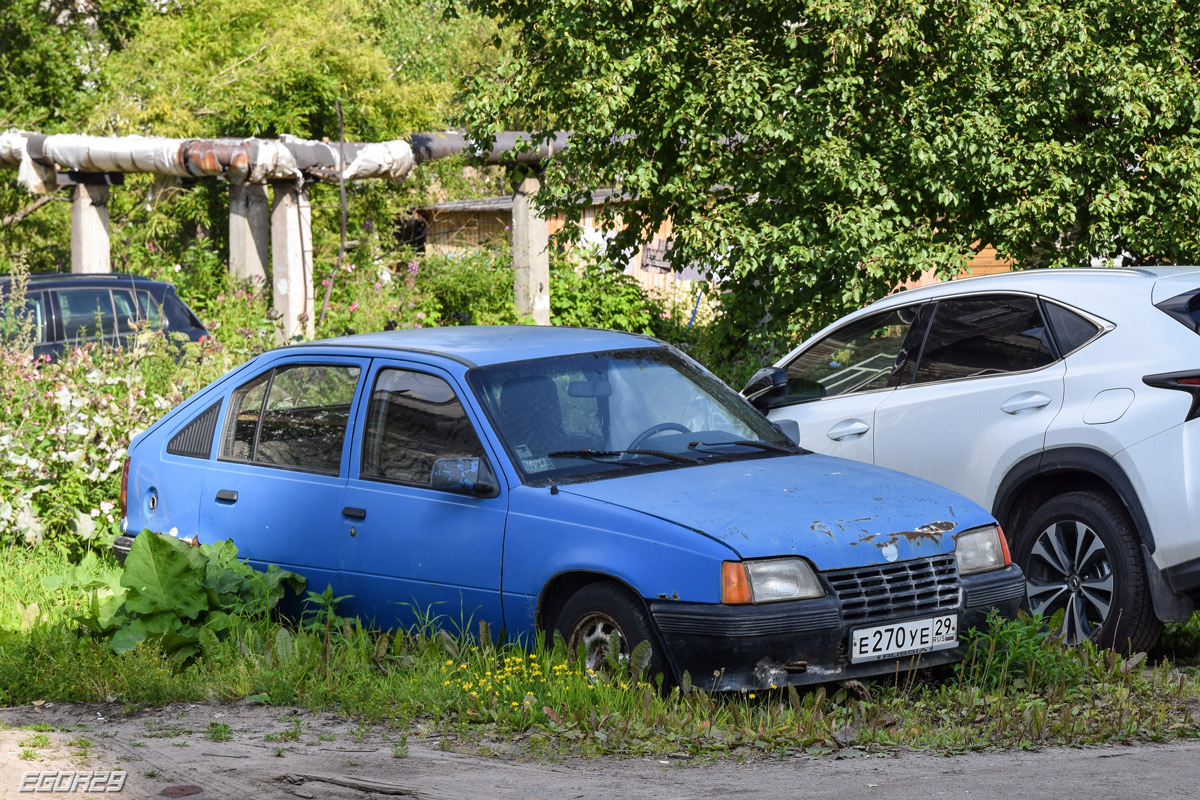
[{"left": 850, "top": 614, "right": 958, "bottom": 663}]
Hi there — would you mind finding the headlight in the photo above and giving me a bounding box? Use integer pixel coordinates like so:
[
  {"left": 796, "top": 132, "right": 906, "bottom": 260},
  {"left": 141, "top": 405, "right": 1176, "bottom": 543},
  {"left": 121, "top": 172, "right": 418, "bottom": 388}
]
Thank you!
[
  {"left": 955, "top": 525, "right": 1011, "bottom": 575},
  {"left": 722, "top": 558, "right": 826, "bottom": 604}
]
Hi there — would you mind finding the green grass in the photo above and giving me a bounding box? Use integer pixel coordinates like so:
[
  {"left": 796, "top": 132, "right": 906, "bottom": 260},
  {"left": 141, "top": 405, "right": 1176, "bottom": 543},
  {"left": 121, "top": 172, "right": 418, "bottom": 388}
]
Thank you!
[{"left": 4, "top": 542, "right": 1200, "bottom": 756}]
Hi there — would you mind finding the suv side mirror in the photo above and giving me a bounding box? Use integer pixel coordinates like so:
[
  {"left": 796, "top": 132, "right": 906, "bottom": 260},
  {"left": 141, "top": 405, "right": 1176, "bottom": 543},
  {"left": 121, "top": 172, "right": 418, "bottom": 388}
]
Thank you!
[
  {"left": 742, "top": 367, "right": 788, "bottom": 411},
  {"left": 430, "top": 457, "right": 499, "bottom": 497}
]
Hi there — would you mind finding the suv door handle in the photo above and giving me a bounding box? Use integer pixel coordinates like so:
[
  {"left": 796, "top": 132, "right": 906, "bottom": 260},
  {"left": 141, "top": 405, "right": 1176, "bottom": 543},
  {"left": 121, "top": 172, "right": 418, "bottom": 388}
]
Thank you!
[
  {"left": 215, "top": 489, "right": 238, "bottom": 503},
  {"left": 1001, "top": 391, "right": 1052, "bottom": 415},
  {"left": 827, "top": 419, "right": 871, "bottom": 441},
  {"left": 342, "top": 506, "right": 367, "bottom": 520}
]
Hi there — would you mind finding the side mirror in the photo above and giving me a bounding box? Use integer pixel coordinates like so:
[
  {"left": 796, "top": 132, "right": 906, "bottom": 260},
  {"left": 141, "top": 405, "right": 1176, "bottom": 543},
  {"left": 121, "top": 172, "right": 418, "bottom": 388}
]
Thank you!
[
  {"left": 772, "top": 419, "right": 801, "bottom": 445},
  {"left": 430, "top": 457, "right": 499, "bottom": 497},
  {"left": 741, "top": 367, "right": 788, "bottom": 411}
]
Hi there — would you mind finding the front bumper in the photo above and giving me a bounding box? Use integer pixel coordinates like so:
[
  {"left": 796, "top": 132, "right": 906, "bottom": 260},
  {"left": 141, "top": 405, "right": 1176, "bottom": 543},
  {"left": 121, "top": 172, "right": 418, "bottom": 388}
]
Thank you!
[
  {"left": 650, "top": 563, "right": 1024, "bottom": 691},
  {"left": 112, "top": 534, "right": 135, "bottom": 565}
]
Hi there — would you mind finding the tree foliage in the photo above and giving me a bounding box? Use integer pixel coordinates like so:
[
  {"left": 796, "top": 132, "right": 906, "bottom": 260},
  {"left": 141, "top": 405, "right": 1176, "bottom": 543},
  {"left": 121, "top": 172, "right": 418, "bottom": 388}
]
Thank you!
[
  {"left": 2, "top": 0, "right": 503, "bottom": 273},
  {"left": 90, "top": 0, "right": 454, "bottom": 140},
  {"left": 0, "top": 0, "right": 146, "bottom": 131},
  {"left": 462, "top": 0, "right": 1200, "bottom": 358}
]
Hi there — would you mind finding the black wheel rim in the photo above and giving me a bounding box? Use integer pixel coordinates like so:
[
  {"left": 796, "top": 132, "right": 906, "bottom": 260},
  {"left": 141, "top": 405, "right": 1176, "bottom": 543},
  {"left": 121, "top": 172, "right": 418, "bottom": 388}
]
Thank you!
[
  {"left": 566, "top": 611, "right": 626, "bottom": 672},
  {"left": 1024, "top": 519, "right": 1114, "bottom": 645}
]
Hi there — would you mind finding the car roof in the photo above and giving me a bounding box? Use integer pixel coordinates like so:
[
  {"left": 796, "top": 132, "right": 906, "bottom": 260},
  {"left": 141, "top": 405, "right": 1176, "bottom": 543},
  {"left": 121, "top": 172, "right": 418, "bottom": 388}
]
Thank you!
[
  {"left": 0, "top": 272, "right": 175, "bottom": 289},
  {"left": 315, "top": 325, "right": 661, "bottom": 367},
  {"left": 871, "top": 266, "right": 1200, "bottom": 308}
]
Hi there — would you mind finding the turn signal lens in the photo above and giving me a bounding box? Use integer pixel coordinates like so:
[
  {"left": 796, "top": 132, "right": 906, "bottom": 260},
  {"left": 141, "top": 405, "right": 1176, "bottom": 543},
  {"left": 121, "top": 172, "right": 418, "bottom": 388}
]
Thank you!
[
  {"left": 721, "top": 561, "right": 752, "bottom": 605},
  {"left": 119, "top": 457, "right": 130, "bottom": 519}
]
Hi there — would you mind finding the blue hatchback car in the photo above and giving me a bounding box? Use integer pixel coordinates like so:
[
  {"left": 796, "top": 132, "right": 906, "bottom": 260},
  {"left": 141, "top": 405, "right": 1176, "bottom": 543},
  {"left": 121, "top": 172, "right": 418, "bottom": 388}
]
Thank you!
[{"left": 118, "top": 326, "right": 1023, "bottom": 689}]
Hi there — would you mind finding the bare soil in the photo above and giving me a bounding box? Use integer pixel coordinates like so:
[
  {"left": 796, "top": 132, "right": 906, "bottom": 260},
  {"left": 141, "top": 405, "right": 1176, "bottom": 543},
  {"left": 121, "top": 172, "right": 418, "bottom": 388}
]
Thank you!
[{"left": 3, "top": 701, "right": 1200, "bottom": 799}]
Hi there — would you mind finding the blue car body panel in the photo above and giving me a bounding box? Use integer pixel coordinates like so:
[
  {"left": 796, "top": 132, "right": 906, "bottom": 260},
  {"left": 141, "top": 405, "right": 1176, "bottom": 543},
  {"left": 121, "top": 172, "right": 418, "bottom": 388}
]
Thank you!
[{"left": 557, "top": 456, "right": 989, "bottom": 569}]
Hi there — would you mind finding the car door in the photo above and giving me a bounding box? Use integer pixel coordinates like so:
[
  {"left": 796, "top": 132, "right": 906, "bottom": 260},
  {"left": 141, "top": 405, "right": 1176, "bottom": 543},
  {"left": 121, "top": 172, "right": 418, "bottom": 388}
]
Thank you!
[
  {"left": 767, "top": 304, "right": 925, "bottom": 463},
  {"left": 198, "top": 357, "right": 369, "bottom": 595},
  {"left": 338, "top": 361, "right": 508, "bottom": 634},
  {"left": 873, "top": 293, "right": 1065, "bottom": 507}
]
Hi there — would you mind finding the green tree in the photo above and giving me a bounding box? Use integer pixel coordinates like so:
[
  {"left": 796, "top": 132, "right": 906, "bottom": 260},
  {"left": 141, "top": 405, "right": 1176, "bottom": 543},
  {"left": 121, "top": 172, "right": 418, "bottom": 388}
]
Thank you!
[
  {"left": 90, "top": 0, "right": 447, "bottom": 139},
  {"left": 0, "top": 0, "right": 146, "bottom": 131},
  {"left": 461, "top": 0, "right": 1200, "bottom": 364}
]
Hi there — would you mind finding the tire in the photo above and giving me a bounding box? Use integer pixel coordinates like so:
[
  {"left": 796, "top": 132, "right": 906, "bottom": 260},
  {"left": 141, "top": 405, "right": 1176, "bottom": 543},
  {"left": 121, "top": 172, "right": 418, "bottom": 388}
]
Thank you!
[
  {"left": 1012, "top": 491, "right": 1162, "bottom": 654},
  {"left": 555, "top": 582, "right": 670, "bottom": 682}
]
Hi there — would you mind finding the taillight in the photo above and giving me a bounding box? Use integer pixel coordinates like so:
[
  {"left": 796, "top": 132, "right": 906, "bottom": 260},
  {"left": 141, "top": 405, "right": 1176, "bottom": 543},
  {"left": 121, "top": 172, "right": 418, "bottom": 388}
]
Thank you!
[
  {"left": 1143, "top": 371, "right": 1200, "bottom": 421},
  {"left": 120, "top": 457, "right": 130, "bottom": 518}
]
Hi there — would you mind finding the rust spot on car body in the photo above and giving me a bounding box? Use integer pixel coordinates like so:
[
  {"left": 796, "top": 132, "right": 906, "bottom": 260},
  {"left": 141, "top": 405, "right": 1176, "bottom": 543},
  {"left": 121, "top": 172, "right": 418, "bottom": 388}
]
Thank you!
[{"left": 855, "top": 521, "right": 957, "bottom": 548}]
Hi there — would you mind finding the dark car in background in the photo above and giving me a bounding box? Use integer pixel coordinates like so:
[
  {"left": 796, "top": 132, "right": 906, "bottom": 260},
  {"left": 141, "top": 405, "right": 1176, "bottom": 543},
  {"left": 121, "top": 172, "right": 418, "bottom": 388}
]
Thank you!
[{"left": 0, "top": 272, "right": 208, "bottom": 359}]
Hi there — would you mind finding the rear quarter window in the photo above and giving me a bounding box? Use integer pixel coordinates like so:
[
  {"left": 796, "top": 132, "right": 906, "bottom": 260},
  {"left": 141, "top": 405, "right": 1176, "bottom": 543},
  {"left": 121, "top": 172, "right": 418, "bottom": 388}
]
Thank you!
[{"left": 1043, "top": 301, "right": 1102, "bottom": 355}]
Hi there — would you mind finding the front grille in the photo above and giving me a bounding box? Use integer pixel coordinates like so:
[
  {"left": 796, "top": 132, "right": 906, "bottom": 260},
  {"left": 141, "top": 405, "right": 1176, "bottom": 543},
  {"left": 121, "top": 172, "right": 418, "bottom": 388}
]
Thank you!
[{"left": 826, "top": 555, "right": 960, "bottom": 624}]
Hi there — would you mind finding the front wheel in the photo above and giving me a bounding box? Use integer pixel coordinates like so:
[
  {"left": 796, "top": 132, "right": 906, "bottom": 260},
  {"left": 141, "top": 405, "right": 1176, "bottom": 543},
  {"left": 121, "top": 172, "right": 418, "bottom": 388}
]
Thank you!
[
  {"left": 555, "top": 582, "right": 669, "bottom": 682},
  {"left": 1012, "top": 491, "right": 1161, "bottom": 653}
]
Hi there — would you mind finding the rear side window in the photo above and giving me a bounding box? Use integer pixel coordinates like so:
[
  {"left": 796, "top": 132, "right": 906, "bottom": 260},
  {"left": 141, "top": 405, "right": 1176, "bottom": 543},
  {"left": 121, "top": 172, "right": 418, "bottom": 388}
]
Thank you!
[
  {"left": 136, "top": 291, "right": 165, "bottom": 327},
  {"left": 1043, "top": 301, "right": 1102, "bottom": 355},
  {"left": 913, "top": 295, "right": 1055, "bottom": 384},
  {"left": 57, "top": 288, "right": 118, "bottom": 341},
  {"left": 162, "top": 290, "right": 204, "bottom": 330},
  {"left": 782, "top": 306, "right": 920, "bottom": 402},
  {"left": 360, "top": 369, "right": 487, "bottom": 487},
  {"left": 220, "top": 364, "right": 361, "bottom": 475}
]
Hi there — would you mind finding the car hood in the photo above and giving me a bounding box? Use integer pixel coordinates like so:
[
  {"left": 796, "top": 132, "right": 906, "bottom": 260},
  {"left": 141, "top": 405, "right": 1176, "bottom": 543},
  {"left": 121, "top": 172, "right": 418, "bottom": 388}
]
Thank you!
[{"left": 558, "top": 454, "right": 993, "bottom": 570}]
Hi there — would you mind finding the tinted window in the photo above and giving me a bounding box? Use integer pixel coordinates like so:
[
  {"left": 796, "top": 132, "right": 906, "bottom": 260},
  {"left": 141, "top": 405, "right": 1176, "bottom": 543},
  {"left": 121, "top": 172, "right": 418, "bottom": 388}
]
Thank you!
[
  {"left": 162, "top": 291, "right": 204, "bottom": 330},
  {"left": 57, "top": 289, "right": 117, "bottom": 341},
  {"left": 0, "top": 290, "right": 48, "bottom": 344},
  {"left": 1043, "top": 301, "right": 1101, "bottom": 355},
  {"left": 136, "top": 290, "right": 165, "bottom": 328},
  {"left": 361, "top": 369, "right": 487, "bottom": 486},
  {"left": 111, "top": 290, "right": 139, "bottom": 334},
  {"left": 914, "top": 295, "right": 1054, "bottom": 384},
  {"left": 219, "top": 364, "right": 361, "bottom": 474},
  {"left": 783, "top": 306, "right": 919, "bottom": 401},
  {"left": 1155, "top": 287, "right": 1200, "bottom": 335}
]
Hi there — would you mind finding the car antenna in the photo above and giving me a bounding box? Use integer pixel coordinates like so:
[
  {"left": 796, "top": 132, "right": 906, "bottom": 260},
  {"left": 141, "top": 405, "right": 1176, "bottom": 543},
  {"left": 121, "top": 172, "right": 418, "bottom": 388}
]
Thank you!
[{"left": 549, "top": 480, "right": 559, "bottom": 495}]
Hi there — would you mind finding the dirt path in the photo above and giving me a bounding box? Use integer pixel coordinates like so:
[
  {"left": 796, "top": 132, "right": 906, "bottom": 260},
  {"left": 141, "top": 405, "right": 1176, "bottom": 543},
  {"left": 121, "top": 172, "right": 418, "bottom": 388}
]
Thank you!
[{"left": 3, "top": 701, "right": 1200, "bottom": 799}]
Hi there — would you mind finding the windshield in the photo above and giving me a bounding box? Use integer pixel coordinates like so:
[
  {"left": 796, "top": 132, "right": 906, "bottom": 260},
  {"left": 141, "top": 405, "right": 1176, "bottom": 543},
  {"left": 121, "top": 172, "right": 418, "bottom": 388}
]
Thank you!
[{"left": 468, "top": 347, "right": 800, "bottom": 485}]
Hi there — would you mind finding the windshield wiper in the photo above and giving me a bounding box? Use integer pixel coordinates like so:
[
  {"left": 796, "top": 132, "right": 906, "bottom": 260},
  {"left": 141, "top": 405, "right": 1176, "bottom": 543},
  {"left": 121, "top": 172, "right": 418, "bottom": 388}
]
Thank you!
[
  {"left": 548, "top": 448, "right": 701, "bottom": 465},
  {"left": 687, "top": 439, "right": 802, "bottom": 455}
]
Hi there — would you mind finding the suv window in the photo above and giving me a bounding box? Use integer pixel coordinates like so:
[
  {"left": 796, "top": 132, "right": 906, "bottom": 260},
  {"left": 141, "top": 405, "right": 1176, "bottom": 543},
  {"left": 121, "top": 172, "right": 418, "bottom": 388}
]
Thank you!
[
  {"left": 360, "top": 369, "right": 487, "bottom": 487},
  {"left": 0, "top": 290, "right": 48, "bottom": 345},
  {"left": 57, "top": 288, "right": 140, "bottom": 341},
  {"left": 219, "top": 364, "right": 361, "bottom": 475},
  {"left": 783, "top": 306, "right": 919, "bottom": 402},
  {"left": 1043, "top": 301, "right": 1102, "bottom": 355},
  {"left": 913, "top": 295, "right": 1054, "bottom": 384}
]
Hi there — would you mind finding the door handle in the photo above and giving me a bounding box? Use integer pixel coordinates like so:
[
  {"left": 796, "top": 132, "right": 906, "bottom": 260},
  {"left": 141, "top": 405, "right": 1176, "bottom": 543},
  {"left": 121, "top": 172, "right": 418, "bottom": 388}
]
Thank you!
[
  {"left": 1001, "top": 391, "right": 1052, "bottom": 415},
  {"left": 342, "top": 506, "right": 366, "bottom": 520},
  {"left": 826, "top": 419, "right": 870, "bottom": 441},
  {"left": 215, "top": 489, "right": 238, "bottom": 503}
]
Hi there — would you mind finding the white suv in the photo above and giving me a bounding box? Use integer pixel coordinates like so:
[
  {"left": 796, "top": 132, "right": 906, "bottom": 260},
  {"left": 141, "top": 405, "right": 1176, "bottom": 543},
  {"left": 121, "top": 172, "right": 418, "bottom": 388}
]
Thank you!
[{"left": 744, "top": 267, "right": 1200, "bottom": 652}]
